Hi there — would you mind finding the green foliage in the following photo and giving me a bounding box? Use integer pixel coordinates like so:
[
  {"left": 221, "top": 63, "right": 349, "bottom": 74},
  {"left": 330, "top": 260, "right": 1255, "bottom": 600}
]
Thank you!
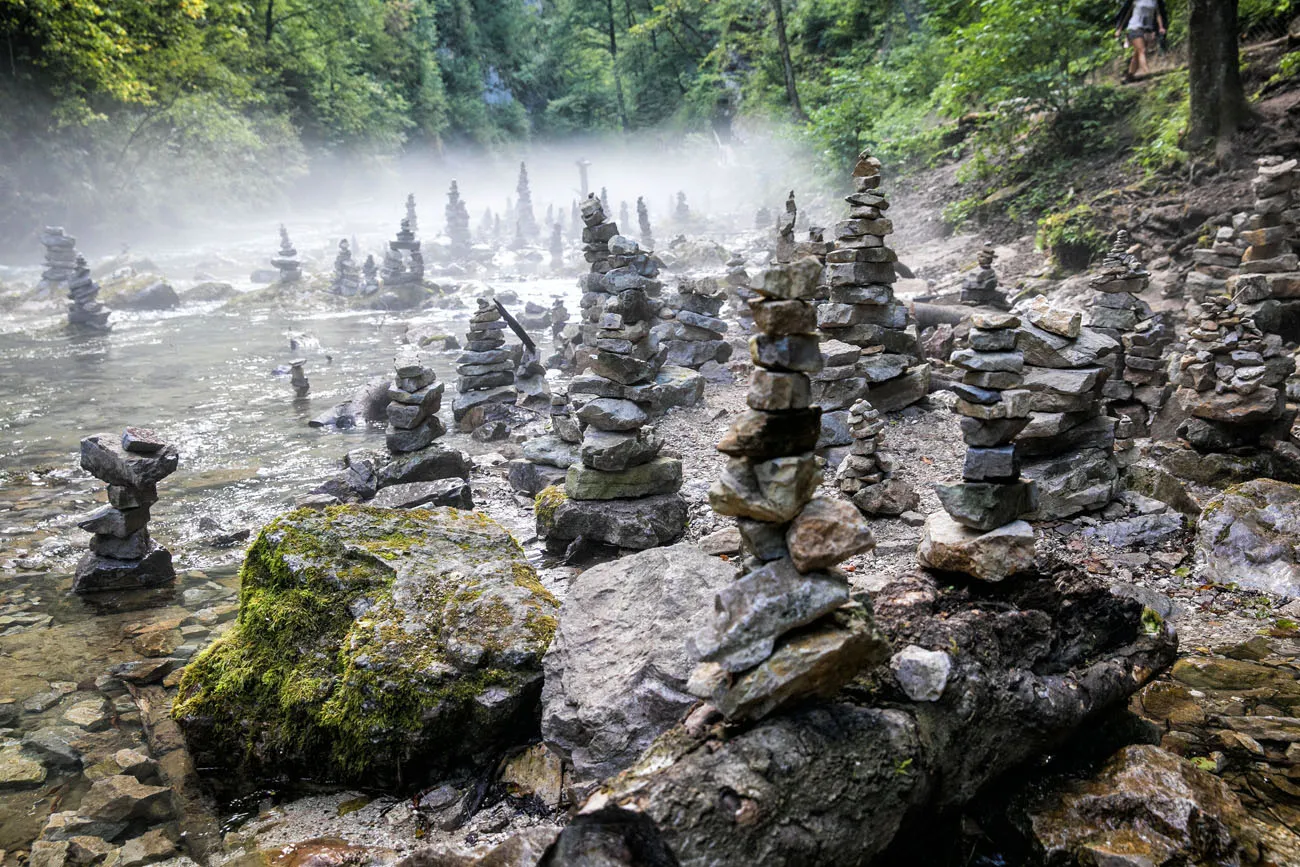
[
  {"left": 1132, "top": 71, "right": 1191, "bottom": 174},
  {"left": 1035, "top": 203, "right": 1107, "bottom": 270}
]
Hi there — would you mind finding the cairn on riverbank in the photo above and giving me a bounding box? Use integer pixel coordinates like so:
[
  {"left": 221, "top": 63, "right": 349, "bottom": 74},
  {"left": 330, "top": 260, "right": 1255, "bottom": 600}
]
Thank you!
[
  {"left": 38, "top": 227, "right": 81, "bottom": 294},
  {"left": 686, "top": 256, "right": 887, "bottom": 721},
  {"left": 453, "top": 298, "right": 519, "bottom": 433},
  {"left": 920, "top": 313, "right": 1036, "bottom": 580},
  {"left": 289, "top": 359, "right": 309, "bottom": 396},
  {"left": 818, "top": 152, "right": 928, "bottom": 412},
  {"left": 272, "top": 226, "right": 303, "bottom": 283},
  {"left": 637, "top": 197, "right": 653, "bottom": 250},
  {"left": 508, "top": 393, "right": 581, "bottom": 496},
  {"left": 332, "top": 240, "right": 363, "bottom": 296},
  {"left": 960, "top": 244, "right": 1010, "bottom": 309},
  {"left": 838, "top": 399, "right": 917, "bottom": 516},
  {"left": 362, "top": 255, "right": 380, "bottom": 294},
  {"left": 445, "top": 181, "right": 473, "bottom": 261},
  {"left": 382, "top": 219, "right": 423, "bottom": 289},
  {"left": 775, "top": 192, "right": 797, "bottom": 263},
  {"left": 66, "top": 255, "right": 111, "bottom": 331},
  {"left": 657, "top": 277, "right": 730, "bottom": 369},
  {"left": 387, "top": 349, "right": 447, "bottom": 453},
  {"left": 1227, "top": 158, "right": 1300, "bottom": 334},
  {"left": 74, "top": 429, "right": 178, "bottom": 593}
]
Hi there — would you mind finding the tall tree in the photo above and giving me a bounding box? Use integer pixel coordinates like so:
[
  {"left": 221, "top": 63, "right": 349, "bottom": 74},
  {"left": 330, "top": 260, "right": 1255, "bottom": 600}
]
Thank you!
[
  {"left": 768, "top": 0, "right": 805, "bottom": 121},
  {"left": 605, "top": 0, "right": 631, "bottom": 130},
  {"left": 1187, "top": 0, "right": 1251, "bottom": 149}
]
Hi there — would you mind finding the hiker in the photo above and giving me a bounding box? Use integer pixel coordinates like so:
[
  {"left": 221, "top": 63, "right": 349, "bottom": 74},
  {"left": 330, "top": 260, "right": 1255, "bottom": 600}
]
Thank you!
[{"left": 1115, "top": 0, "right": 1168, "bottom": 81}]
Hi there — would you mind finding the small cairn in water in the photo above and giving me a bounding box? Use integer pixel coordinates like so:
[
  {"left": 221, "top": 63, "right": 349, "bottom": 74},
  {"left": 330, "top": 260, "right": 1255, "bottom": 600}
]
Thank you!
[
  {"left": 453, "top": 297, "right": 519, "bottom": 432},
  {"left": 272, "top": 226, "right": 303, "bottom": 283},
  {"left": 66, "top": 255, "right": 110, "bottom": 331},
  {"left": 446, "top": 181, "right": 473, "bottom": 261},
  {"left": 518, "top": 300, "right": 553, "bottom": 331},
  {"left": 960, "top": 244, "right": 1010, "bottom": 309},
  {"left": 383, "top": 218, "right": 424, "bottom": 288},
  {"left": 289, "top": 358, "right": 310, "bottom": 396},
  {"left": 550, "top": 298, "right": 570, "bottom": 339},
  {"left": 386, "top": 348, "right": 447, "bottom": 453},
  {"left": 38, "top": 226, "right": 81, "bottom": 294},
  {"left": 687, "top": 257, "right": 887, "bottom": 721},
  {"left": 332, "top": 240, "right": 363, "bottom": 296},
  {"left": 74, "top": 429, "right": 179, "bottom": 593},
  {"left": 637, "top": 197, "right": 653, "bottom": 249},
  {"left": 919, "top": 312, "right": 1036, "bottom": 581},
  {"left": 837, "top": 399, "right": 917, "bottom": 517}
]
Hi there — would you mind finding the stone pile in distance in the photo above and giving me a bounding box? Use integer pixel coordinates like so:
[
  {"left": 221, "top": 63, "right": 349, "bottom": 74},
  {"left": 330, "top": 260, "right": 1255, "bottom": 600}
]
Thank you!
[
  {"left": 405, "top": 192, "right": 419, "bottom": 233},
  {"left": 332, "top": 239, "right": 364, "bottom": 297},
  {"left": 688, "top": 256, "right": 887, "bottom": 722},
  {"left": 381, "top": 217, "right": 424, "bottom": 289},
  {"left": 289, "top": 359, "right": 309, "bottom": 396},
  {"left": 637, "top": 196, "right": 653, "bottom": 250},
  {"left": 960, "top": 244, "right": 1010, "bottom": 309},
  {"left": 362, "top": 255, "right": 380, "bottom": 294},
  {"left": 836, "top": 399, "right": 916, "bottom": 517},
  {"left": 1086, "top": 230, "right": 1174, "bottom": 453},
  {"left": 38, "top": 226, "right": 80, "bottom": 294},
  {"left": 67, "top": 254, "right": 111, "bottom": 331},
  {"left": 818, "top": 151, "right": 929, "bottom": 414},
  {"left": 445, "top": 181, "right": 473, "bottom": 263},
  {"left": 272, "top": 225, "right": 302, "bottom": 283},
  {"left": 655, "top": 276, "right": 731, "bottom": 370},
  {"left": 1229, "top": 157, "right": 1300, "bottom": 318},
  {"left": 919, "top": 312, "right": 1036, "bottom": 581},
  {"left": 454, "top": 297, "right": 519, "bottom": 435},
  {"left": 1187, "top": 224, "right": 1243, "bottom": 302},
  {"left": 74, "top": 429, "right": 178, "bottom": 593}
]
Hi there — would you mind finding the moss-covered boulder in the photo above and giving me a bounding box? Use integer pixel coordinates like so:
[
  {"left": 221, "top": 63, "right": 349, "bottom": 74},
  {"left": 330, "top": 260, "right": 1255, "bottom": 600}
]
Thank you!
[{"left": 172, "top": 505, "right": 558, "bottom": 786}]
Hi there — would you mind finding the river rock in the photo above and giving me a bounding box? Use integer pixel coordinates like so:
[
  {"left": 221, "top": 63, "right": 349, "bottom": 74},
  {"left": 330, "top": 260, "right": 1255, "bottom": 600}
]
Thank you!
[
  {"left": 80, "top": 436, "right": 179, "bottom": 488},
  {"left": 535, "top": 486, "right": 688, "bottom": 551},
  {"left": 78, "top": 774, "right": 172, "bottom": 824},
  {"left": 107, "top": 280, "right": 180, "bottom": 311},
  {"left": 786, "top": 498, "right": 875, "bottom": 572},
  {"left": 917, "top": 513, "right": 1035, "bottom": 581},
  {"left": 565, "top": 457, "right": 682, "bottom": 500},
  {"left": 852, "top": 478, "right": 920, "bottom": 517},
  {"left": 889, "top": 645, "right": 952, "bottom": 702},
  {"left": 1197, "top": 479, "right": 1300, "bottom": 596},
  {"left": 377, "top": 447, "right": 472, "bottom": 488},
  {"left": 370, "top": 480, "right": 473, "bottom": 510},
  {"left": 173, "top": 505, "right": 558, "bottom": 784},
  {"left": 541, "top": 543, "right": 736, "bottom": 782},
  {"left": 0, "top": 744, "right": 47, "bottom": 789}
]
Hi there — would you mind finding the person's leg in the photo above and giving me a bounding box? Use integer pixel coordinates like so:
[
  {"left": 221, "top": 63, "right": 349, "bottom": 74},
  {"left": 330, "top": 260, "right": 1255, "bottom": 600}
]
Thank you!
[{"left": 1134, "top": 34, "right": 1148, "bottom": 76}]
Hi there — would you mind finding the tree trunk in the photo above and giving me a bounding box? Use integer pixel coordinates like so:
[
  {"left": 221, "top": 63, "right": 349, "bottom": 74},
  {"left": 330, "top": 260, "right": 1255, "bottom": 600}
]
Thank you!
[
  {"left": 1187, "top": 0, "right": 1250, "bottom": 149},
  {"left": 264, "top": 0, "right": 274, "bottom": 42},
  {"left": 605, "top": 0, "right": 631, "bottom": 132},
  {"left": 768, "top": 0, "right": 806, "bottom": 122}
]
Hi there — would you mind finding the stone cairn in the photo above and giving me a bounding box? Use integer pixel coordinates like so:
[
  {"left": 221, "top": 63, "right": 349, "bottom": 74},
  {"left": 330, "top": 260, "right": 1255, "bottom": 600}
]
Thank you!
[
  {"left": 332, "top": 239, "right": 363, "bottom": 296},
  {"left": 289, "top": 358, "right": 309, "bottom": 396},
  {"left": 674, "top": 191, "right": 690, "bottom": 225},
  {"left": 382, "top": 218, "right": 423, "bottom": 288},
  {"left": 272, "top": 226, "right": 302, "bottom": 283},
  {"left": 38, "top": 226, "right": 80, "bottom": 294},
  {"left": 818, "top": 151, "right": 929, "bottom": 413},
  {"left": 657, "top": 277, "right": 730, "bottom": 370},
  {"left": 836, "top": 399, "right": 916, "bottom": 517},
  {"left": 445, "top": 180, "right": 473, "bottom": 261},
  {"left": 387, "top": 348, "right": 447, "bottom": 453},
  {"left": 550, "top": 223, "right": 564, "bottom": 269},
  {"left": 508, "top": 393, "right": 581, "bottom": 496},
  {"left": 1086, "top": 231, "right": 1173, "bottom": 450},
  {"left": 619, "top": 201, "right": 631, "bottom": 230},
  {"left": 1187, "top": 225, "right": 1243, "bottom": 302},
  {"left": 960, "top": 244, "right": 1010, "bottom": 309},
  {"left": 74, "top": 429, "right": 178, "bottom": 593},
  {"left": 405, "top": 192, "right": 419, "bottom": 233},
  {"left": 1171, "top": 295, "right": 1295, "bottom": 471},
  {"left": 920, "top": 312, "right": 1036, "bottom": 581},
  {"left": 362, "top": 255, "right": 380, "bottom": 294},
  {"left": 775, "top": 191, "right": 797, "bottom": 263},
  {"left": 66, "top": 255, "right": 110, "bottom": 331},
  {"left": 1228, "top": 157, "right": 1300, "bottom": 318},
  {"left": 637, "top": 196, "right": 653, "bottom": 249},
  {"left": 453, "top": 297, "right": 519, "bottom": 432},
  {"left": 686, "top": 257, "right": 887, "bottom": 721}
]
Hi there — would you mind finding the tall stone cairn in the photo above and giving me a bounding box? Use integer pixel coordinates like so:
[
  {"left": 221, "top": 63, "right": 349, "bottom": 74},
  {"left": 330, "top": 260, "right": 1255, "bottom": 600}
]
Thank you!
[
  {"left": 445, "top": 180, "right": 473, "bottom": 260},
  {"left": 405, "top": 192, "right": 419, "bottom": 234},
  {"left": 290, "top": 358, "right": 309, "bottom": 396},
  {"left": 775, "top": 191, "right": 797, "bottom": 263},
  {"left": 453, "top": 297, "right": 518, "bottom": 430},
  {"left": 38, "top": 226, "right": 80, "bottom": 294},
  {"left": 674, "top": 191, "right": 689, "bottom": 225},
  {"left": 636, "top": 196, "right": 653, "bottom": 250},
  {"left": 960, "top": 244, "right": 1010, "bottom": 309},
  {"left": 818, "top": 152, "right": 929, "bottom": 413},
  {"left": 382, "top": 218, "right": 423, "bottom": 288},
  {"left": 74, "top": 429, "right": 178, "bottom": 593},
  {"left": 1086, "top": 230, "right": 1174, "bottom": 449},
  {"left": 920, "top": 312, "right": 1036, "bottom": 581},
  {"left": 619, "top": 201, "right": 631, "bottom": 232},
  {"left": 271, "top": 226, "right": 302, "bottom": 283},
  {"left": 332, "top": 239, "right": 363, "bottom": 296},
  {"left": 1228, "top": 157, "right": 1300, "bottom": 312},
  {"left": 1187, "top": 225, "right": 1242, "bottom": 302},
  {"left": 66, "top": 254, "right": 110, "bottom": 331},
  {"left": 550, "top": 222, "right": 564, "bottom": 269},
  {"left": 686, "top": 256, "right": 887, "bottom": 722},
  {"left": 362, "top": 255, "right": 380, "bottom": 295},
  {"left": 656, "top": 277, "right": 730, "bottom": 369},
  {"left": 386, "top": 348, "right": 447, "bottom": 453},
  {"left": 516, "top": 162, "right": 539, "bottom": 241}
]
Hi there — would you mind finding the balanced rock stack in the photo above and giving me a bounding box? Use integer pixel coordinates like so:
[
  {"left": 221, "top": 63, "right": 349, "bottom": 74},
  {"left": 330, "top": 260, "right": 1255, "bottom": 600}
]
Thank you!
[
  {"left": 66, "top": 255, "right": 111, "bottom": 331},
  {"left": 508, "top": 394, "right": 581, "bottom": 496},
  {"left": 819, "top": 151, "right": 929, "bottom": 412},
  {"left": 837, "top": 399, "right": 916, "bottom": 516},
  {"left": 382, "top": 219, "right": 423, "bottom": 288},
  {"left": 289, "top": 358, "right": 309, "bottom": 396},
  {"left": 445, "top": 181, "right": 473, "bottom": 261},
  {"left": 74, "top": 429, "right": 178, "bottom": 593},
  {"left": 362, "top": 255, "right": 380, "bottom": 294},
  {"left": 920, "top": 313, "right": 1036, "bottom": 580},
  {"left": 686, "top": 258, "right": 887, "bottom": 721},
  {"left": 272, "top": 226, "right": 303, "bottom": 283},
  {"left": 453, "top": 298, "right": 519, "bottom": 431},
  {"left": 637, "top": 197, "right": 653, "bottom": 250},
  {"left": 657, "top": 277, "right": 730, "bottom": 369},
  {"left": 775, "top": 191, "right": 797, "bottom": 263},
  {"left": 38, "top": 226, "right": 81, "bottom": 294},
  {"left": 386, "top": 349, "right": 447, "bottom": 454},
  {"left": 518, "top": 300, "right": 553, "bottom": 331},
  {"left": 1086, "top": 231, "right": 1172, "bottom": 447},
  {"left": 332, "top": 239, "right": 363, "bottom": 296},
  {"left": 1186, "top": 225, "right": 1243, "bottom": 301},
  {"left": 1228, "top": 157, "right": 1300, "bottom": 319},
  {"left": 960, "top": 244, "right": 1010, "bottom": 309},
  {"left": 405, "top": 192, "right": 419, "bottom": 233}
]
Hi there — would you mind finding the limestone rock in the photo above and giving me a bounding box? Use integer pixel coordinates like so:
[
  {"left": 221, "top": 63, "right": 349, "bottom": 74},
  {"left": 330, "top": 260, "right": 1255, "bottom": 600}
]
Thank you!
[
  {"left": 786, "top": 498, "right": 875, "bottom": 572},
  {"left": 1197, "top": 480, "right": 1300, "bottom": 596},
  {"left": 0, "top": 743, "right": 47, "bottom": 789},
  {"left": 917, "top": 512, "right": 1035, "bottom": 581}
]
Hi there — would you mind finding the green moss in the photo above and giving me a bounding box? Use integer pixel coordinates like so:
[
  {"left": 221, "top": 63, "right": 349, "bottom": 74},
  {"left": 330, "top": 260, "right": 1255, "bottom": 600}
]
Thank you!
[
  {"left": 1035, "top": 204, "right": 1107, "bottom": 272},
  {"left": 534, "top": 485, "right": 567, "bottom": 529}
]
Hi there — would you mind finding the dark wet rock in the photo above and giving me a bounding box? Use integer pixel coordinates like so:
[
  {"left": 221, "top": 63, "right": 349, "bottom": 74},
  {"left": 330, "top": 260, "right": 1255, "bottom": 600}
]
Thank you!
[
  {"left": 106, "top": 280, "right": 180, "bottom": 311},
  {"left": 536, "top": 486, "right": 688, "bottom": 551},
  {"left": 308, "top": 376, "right": 391, "bottom": 429},
  {"left": 369, "top": 480, "right": 473, "bottom": 510},
  {"left": 542, "top": 543, "right": 736, "bottom": 782},
  {"left": 80, "top": 435, "right": 179, "bottom": 488},
  {"left": 73, "top": 547, "right": 175, "bottom": 593},
  {"left": 173, "top": 505, "right": 557, "bottom": 784},
  {"left": 1197, "top": 480, "right": 1300, "bottom": 596},
  {"left": 377, "top": 447, "right": 473, "bottom": 488},
  {"left": 22, "top": 727, "right": 83, "bottom": 770},
  {"left": 78, "top": 774, "right": 172, "bottom": 824},
  {"left": 507, "top": 461, "right": 567, "bottom": 497}
]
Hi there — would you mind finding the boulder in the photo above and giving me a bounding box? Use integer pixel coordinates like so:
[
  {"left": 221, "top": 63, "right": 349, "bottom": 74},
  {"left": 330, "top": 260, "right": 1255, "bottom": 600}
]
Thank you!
[
  {"left": 173, "top": 505, "right": 559, "bottom": 784},
  {"left": 536, "top": 486, "right": 687, "bottom": 551},
  {"left": 917, "top": 512, "right": 1034, "bottom": 581},
  {"left": 106, "top": 280, "right": 180, "bottom": 311},
  {"left": 541, "top": 543, "right": 736, "bottom": 782},
  {"left": 1197, "top": 479, "right": 1300, "bottom": 596}
]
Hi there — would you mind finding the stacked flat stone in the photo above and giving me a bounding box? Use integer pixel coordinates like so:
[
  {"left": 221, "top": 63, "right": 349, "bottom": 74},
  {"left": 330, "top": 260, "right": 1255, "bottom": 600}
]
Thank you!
[
  {"left": 657, "top": 277, "right": 730, "bottom": 369},
  {"left": 960, "top": 245, "right": 1010, "bottom": 309},
  {"left": 818, "top": 151, "right": 928, "bottom": 412},
  {"left": 446, "top": 181, "right": 473, "bottom": 261},
  {"left": 550, "top": 298, "right": 570, "bottom": 339},
  {"left": 332, "top": 240, "right": 363, "bottom": 296},
  {"left": 289, "top": 358, "right": 309, "bottom": 396},
  {"left": 38, "top": 227, "right": 80, "bottom": 294},
  {"left": 518, "top": 300, "right": 553, "bottom": 331},
  {"left": 272, "top": 226, "right": 302, "bottom": 283},
  {"left": 1228, "top": 157, "right": 1300, "bottom": 316},
  {"left": 835, "top": 398, "right": 916, "bottom": 516},
  {"left": 362, "top": 255, "right": 380, "bottom": 294},
  {"left": 1187, "top": 225, "right": 1243, "bottom": 301},
  {"left": 453, "top": 298, "right": 518, "bottom": 430},
  {"left": 405, "top": 193, "right": 419, "bottom": 233},
  {"left": 1087, "top": 231, "right": 1172, "bottom": 447},
  {"left": 382, "top": 219, "right": 423, "bottom": 288},
  {"left": 1173, "top": 295, "right": 1294, "bottom": 457},
  {"left": 686, "top": 257, "right": 886, "bottom": 721},
  {"left": 74, "top": 430, "right": 178, "bottom": 593},
  {"left": 66, "top": 255, "right": 110, "bottom": 331},
  {"left": 508, "top": 393, "right": 580, "bottom": 496},
  {"left": 775, "top": 191, "right": 797, "bottom": 263},
  {"left": 386, "top": 349, "right": 447, "bottom": 453},
  {"left": 637, "top": 197, "right": 653, "bottom": 250},
  {"left": 725, "top": 253, "right": 749, "bottom": 289}
]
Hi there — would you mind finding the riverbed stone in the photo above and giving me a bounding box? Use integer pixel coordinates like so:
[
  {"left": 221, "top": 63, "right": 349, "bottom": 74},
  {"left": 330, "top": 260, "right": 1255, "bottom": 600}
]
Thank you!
[
  {"left": 917, "top": 513, "right": 1035, "bottom": 581},
  {"left": 173, "top": 504, "right": 558, "bottom": 784},
  {"left": 80, "top": 435, "right": 179, "bottom": 488},
  {"left": 1196, "top": 479, "right": 1300, "bottom": 596},
  {"left": 370, "top": 480, "right": 473, "bottom": 510},
  {"left": 565, "top": 457, "right": 682, "bottom": 500},
  {"left": 73, "top": 546, "right": 175, "bottom": 593},
  {"left": 0, "top": 744, "right": 47, "bottom": 789},
  {"left": 786, "top": 498, "right": 875, "bottom": 572},
  {"left": 377, "top": 447, "right": 472, "bottom": 488},
  {"left": 535, "top": 486, "right": 688, "bottom": 551},
  {"left": 78, "top": 774, "right": 172, "bottom": 824}
]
